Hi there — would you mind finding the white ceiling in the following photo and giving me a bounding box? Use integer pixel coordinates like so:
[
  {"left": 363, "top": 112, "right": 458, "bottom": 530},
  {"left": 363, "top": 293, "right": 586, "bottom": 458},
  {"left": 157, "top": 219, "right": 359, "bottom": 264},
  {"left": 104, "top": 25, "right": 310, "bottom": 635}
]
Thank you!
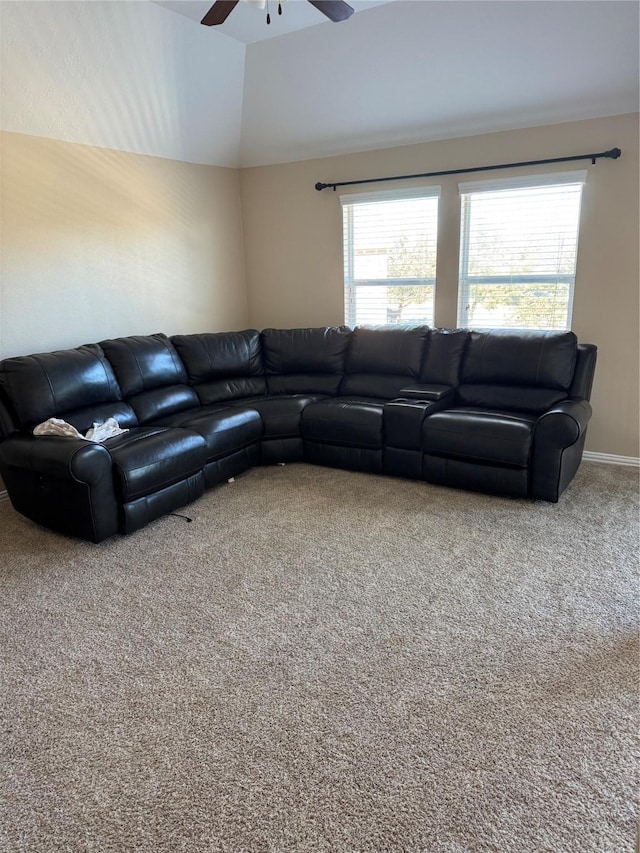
[
  {"left": 0, "top": 1, "right": 246, "bottom": 167},
  {"left": 240, "top": 0, "right": 640, "bottom": 166},
  {"left": 0, "top": 1, "right": 637, "bottom": 169},
  {"left": 156, "top": 0, "right": 391, "bottom": 44}
]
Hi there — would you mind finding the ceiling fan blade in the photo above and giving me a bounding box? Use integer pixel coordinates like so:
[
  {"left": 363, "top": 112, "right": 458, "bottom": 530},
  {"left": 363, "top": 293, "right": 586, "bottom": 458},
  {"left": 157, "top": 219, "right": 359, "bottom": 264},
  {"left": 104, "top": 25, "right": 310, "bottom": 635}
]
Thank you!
[
  {"left": 201, "top": 0, "right": 240, "bottom": 26},
  {"left": 307, "top": 0, "right": 355, "bottom": 23}
]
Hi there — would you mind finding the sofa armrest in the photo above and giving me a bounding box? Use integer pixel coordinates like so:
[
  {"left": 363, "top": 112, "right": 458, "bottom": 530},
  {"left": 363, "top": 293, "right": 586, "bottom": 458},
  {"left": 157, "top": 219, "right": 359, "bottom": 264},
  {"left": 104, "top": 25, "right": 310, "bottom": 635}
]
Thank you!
[
  {"left": 1, "top": 434, "right": 112, "bottom": 479},
  {"left": 384, "top": 396, "right": 454, "bottom": 451},
  {"left": 0, "top": 435, "right": 120, "bottom": 542},
  {"left": 534, "top": 399, "right": 592, "bottom": 447},
  {"left": 397, "top": 384, "right": 455, "bottom": 402},
  {"left": 530, "top": 399, "right": 592, "bottom": 502}
]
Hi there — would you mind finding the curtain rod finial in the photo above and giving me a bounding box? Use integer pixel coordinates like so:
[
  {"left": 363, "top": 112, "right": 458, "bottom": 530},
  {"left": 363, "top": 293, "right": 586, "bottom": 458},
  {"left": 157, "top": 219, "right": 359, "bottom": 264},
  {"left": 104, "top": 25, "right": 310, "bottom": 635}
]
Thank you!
[{"left": 315, "top": 182, "right": 328, "bottom": 191}]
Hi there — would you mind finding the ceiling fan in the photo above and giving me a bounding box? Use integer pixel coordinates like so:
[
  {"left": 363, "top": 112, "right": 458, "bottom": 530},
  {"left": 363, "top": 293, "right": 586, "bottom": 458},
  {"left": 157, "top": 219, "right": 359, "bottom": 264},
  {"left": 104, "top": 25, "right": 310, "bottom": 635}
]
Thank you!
[{"left": 201, "top": 0, "right": 355, "bottom": 27}]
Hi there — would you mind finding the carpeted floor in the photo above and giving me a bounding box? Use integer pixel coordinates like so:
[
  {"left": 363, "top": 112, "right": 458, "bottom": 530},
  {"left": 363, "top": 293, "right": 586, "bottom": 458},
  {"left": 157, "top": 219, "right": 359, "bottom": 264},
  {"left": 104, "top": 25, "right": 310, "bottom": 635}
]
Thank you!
[{"left": 0, "top": 461, "right": 638, "bottom": 852}]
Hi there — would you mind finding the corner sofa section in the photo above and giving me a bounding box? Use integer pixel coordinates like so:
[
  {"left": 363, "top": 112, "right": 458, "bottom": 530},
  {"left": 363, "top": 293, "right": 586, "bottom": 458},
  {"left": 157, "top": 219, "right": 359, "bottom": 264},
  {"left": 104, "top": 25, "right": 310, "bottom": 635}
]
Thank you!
[{"left": 0, "top": 326, "right": 597, "bottom": 542}]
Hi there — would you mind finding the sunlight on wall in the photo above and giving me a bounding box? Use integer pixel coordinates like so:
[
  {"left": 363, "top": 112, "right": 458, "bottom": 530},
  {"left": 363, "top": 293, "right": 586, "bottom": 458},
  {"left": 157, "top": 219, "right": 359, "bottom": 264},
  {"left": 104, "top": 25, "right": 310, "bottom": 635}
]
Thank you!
[{"left": 0, "top": 132, "right": 249, "bottom": 359}]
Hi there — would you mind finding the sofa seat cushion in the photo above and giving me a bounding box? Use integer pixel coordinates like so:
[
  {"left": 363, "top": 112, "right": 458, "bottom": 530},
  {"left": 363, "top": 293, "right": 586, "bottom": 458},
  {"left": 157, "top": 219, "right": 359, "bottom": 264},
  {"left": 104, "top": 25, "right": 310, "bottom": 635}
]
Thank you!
[
  {"left": 337, "top": 395, "right": 393, "bottom": 405},
  {"left": 106, "top": 428, "right": 207, "bottom": 502},
  {"left": 422, "top": 408, "right": 537, "bottom": 468},
  {"left": 235, "top": 395, "right": 324, "bottom": 439},
  {"left": 164, "top": 408, "right": 263, "bottom": 463},
  {"left": 301, "top": 400, "right": 383, "bottom": 449}
]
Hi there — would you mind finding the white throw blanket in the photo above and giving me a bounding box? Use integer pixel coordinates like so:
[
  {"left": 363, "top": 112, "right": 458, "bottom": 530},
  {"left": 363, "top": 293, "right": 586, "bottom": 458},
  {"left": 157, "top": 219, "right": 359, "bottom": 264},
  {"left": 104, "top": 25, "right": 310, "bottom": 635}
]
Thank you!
[{"left": 33, "top": 417, "right": 128, "bottom": 443}]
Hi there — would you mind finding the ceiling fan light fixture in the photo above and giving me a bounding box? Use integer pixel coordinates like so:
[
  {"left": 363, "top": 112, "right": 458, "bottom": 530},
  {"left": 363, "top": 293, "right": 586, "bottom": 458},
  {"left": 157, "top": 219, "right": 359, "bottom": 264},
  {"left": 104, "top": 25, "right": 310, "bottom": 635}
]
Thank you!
[
  {"left": 245, "top": 0, "right": 286, "bottom": 24},
  {"left": 201, "top": 0, "right": 353, "bottom": 28}
]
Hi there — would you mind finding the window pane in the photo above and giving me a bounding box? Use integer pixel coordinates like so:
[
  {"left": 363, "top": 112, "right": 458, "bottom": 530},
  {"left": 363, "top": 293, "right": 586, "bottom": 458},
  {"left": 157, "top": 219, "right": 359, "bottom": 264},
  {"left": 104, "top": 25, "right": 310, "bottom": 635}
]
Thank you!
[
  {"left": 343, "top": 195, "right": 438, "bottom": 327},
  {"left": 464, "top": 281, "right": 572, "bottom": 330},
  {"left": 348, "top": 283, "right": 435, "bottom": 326},
  {"left": 458, "top": 179, "right": 583, "bottom": 330}
]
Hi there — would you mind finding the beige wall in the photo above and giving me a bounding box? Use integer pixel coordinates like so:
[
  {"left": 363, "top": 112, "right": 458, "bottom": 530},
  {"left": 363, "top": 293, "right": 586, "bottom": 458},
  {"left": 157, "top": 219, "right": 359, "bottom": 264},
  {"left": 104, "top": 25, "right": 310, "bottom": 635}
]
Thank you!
[
  {"left": 240, "top": 113, "right": 640, "bottom": 459},
  {"left": 0, "top": 115, "right": 637, "bottom": 470},
  {"left": 0, "top": 131, "right": 249, "bottom": 360}
]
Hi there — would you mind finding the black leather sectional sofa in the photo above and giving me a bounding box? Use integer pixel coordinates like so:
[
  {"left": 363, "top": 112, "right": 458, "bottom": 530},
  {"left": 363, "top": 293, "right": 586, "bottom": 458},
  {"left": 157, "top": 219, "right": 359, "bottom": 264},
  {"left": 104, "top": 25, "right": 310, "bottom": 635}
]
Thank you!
[{"left": 0, "top": 325, "right": 596, "bottom": 542}]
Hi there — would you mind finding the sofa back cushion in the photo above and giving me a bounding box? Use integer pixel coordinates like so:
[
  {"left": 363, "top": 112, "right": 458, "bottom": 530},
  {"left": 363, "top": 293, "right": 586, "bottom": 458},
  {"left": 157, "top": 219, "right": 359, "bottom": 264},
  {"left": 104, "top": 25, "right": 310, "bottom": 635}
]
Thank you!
[
  {"left": 340, "top": 325, "right": 429, "bottom": 399},
  {"left": 456, "top": 330, "right": 577, "bottom": 413},
  {"left": 420, "top": 328, "right": 469, "bottom": 386},
  {"left": 100, "top": 334, "right": 199, "bottom": 423},
  {"left": 0, "top": 344, "right": 138, "bottom": 432},
  {"left": 171, "top": 331, "right": 267, "bottom": 405},
  {"left": 461, "top": 330, "right": 577, "bottom": 388},
  {"left": 262, "top": 327, "right": 351, "bottom": 395}
]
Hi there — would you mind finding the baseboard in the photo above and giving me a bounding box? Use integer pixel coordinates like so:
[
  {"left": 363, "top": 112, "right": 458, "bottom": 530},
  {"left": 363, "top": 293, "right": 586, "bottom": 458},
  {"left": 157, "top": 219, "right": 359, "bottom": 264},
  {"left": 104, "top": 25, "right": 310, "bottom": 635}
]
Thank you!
[
  {"left": 583, "top": 451, "right": 640, "bottom": 467},
  {"left": 0, "top": 489, "right": 9, "bottom": 503}
]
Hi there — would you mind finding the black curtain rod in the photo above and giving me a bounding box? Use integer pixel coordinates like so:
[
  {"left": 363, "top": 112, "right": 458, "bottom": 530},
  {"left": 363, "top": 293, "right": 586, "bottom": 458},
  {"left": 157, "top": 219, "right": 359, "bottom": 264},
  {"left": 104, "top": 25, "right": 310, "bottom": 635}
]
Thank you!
[{"left": 314, "top": 147, "right": 621, "bottom": 192}]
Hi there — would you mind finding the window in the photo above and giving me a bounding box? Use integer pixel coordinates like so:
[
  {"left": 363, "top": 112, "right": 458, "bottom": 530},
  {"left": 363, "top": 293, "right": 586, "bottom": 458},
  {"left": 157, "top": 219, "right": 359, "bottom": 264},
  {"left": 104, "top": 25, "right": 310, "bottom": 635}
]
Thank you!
[
  {"left": 341, "top": 187, "right": 439, "bottom": 327},
  {"left": 457, "top": 171, "right": 586, "bottom": 330}
]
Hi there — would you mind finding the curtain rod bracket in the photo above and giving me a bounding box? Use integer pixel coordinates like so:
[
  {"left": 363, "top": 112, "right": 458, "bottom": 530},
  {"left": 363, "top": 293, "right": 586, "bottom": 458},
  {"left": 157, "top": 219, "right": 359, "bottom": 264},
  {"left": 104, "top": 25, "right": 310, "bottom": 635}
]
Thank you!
[{"left": 314, "top": 147, "right": 622, "bottom": 192}]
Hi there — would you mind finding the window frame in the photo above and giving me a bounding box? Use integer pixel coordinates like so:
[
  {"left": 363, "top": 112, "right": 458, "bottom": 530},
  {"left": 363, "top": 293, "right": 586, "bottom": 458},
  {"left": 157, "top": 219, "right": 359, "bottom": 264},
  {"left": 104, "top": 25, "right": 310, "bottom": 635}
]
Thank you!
[
  {"left": 456, "top": 170, "right": 587, "bottom": 331},
  {"left": 340, "top": 186, "right": 441, "bottom": 328}
]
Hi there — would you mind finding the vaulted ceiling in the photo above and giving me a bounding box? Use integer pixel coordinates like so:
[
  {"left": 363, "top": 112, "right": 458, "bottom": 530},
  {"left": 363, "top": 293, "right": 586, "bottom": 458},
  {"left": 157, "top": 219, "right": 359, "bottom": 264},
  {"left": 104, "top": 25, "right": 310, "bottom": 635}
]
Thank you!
[
  {"left": 156, "top": 0, "right": 392, "bottom": 44},
  {"left": 1, "top": 1, "right": 638, "bottom": 168}
]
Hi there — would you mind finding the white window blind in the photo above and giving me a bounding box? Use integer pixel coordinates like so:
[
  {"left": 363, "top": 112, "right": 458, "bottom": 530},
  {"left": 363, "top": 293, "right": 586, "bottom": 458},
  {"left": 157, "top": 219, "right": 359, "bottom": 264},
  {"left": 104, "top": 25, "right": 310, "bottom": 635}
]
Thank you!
[
  {"left": 341, "top": 186, "right": 440, "bottom": 327},
  {"left": 457, "top": 170, "right": 586, "bottom": 330}
]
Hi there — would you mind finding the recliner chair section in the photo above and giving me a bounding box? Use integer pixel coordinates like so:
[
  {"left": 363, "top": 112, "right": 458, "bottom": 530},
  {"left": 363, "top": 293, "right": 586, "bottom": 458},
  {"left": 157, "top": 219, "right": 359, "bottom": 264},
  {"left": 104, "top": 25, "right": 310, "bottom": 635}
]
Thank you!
[
  {"left": 0, "top": 342, "right": 208, "bottom": 540},
  {"left": 301, "top": 325, "right": 431, "bottom": 473},
  {"left": 100, "top": 334, "right": 263, "bottom": 490},
  {"left": 420, "top": 330, "right": 593, "bottom": 500}
]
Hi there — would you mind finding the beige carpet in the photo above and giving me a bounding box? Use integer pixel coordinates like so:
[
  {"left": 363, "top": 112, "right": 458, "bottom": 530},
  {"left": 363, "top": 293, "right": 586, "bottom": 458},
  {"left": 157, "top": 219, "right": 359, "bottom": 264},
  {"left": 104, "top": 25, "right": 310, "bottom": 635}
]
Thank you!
[{"left": 0, "top": 461, "right": 638, "bottom": 852}]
